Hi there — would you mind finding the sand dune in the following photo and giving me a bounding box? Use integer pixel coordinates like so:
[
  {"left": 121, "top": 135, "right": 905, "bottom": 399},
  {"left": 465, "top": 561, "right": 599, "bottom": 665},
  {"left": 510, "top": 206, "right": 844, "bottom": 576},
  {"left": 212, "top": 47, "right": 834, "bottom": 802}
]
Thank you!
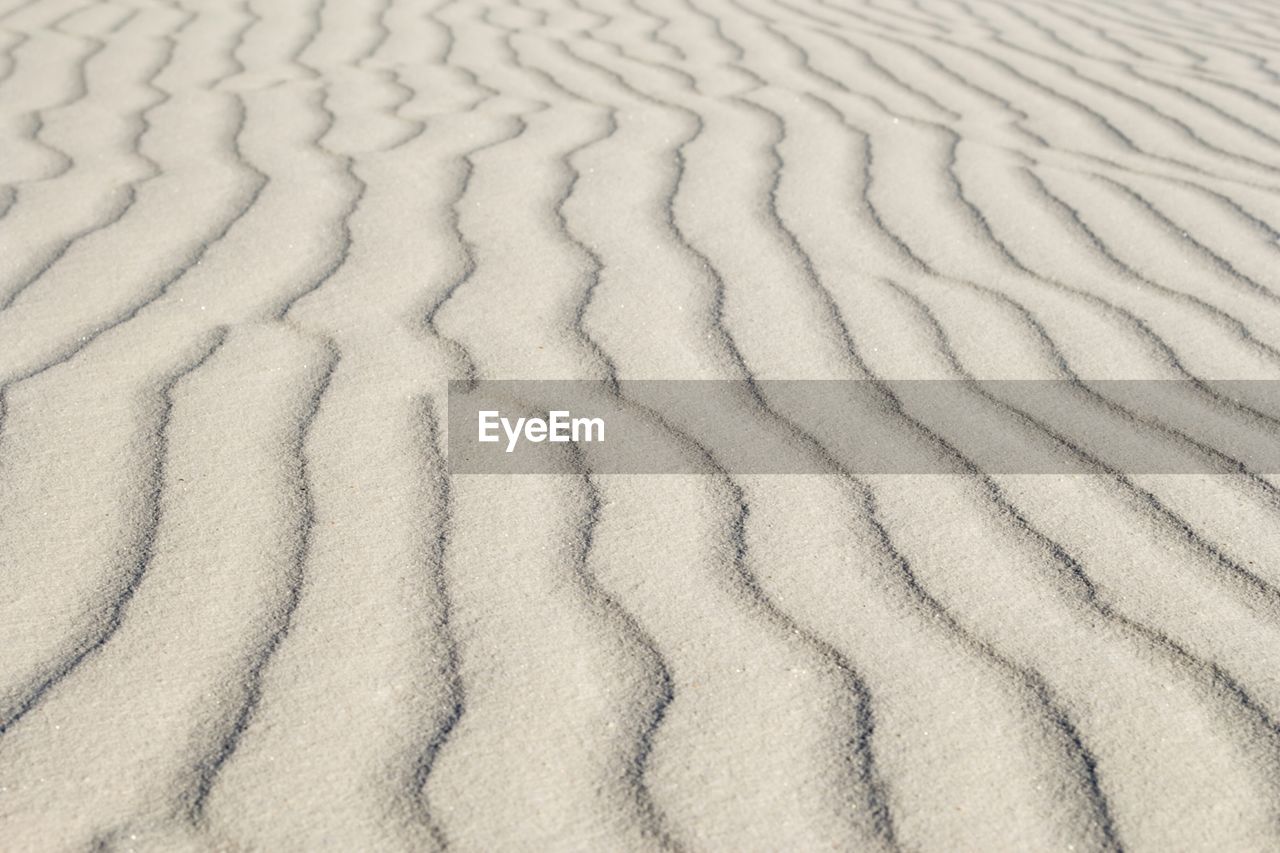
[{"left": 2, "top": 0, "right": 1280, "bottom": 849}]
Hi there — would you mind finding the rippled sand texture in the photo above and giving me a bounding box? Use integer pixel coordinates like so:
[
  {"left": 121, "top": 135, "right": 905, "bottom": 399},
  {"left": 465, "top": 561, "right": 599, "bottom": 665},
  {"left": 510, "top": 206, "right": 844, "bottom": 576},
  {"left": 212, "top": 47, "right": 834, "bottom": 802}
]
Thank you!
[{"left": 3, "top": 0, "right": 1280, "bottom": 850}]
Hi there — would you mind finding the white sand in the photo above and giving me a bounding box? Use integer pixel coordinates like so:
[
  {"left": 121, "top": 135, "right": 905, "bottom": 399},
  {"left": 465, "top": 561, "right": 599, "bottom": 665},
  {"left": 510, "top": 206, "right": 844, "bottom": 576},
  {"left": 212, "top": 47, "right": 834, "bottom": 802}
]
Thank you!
[{"left": 2, "top": 0, "right": 1280, "bottom": 849}]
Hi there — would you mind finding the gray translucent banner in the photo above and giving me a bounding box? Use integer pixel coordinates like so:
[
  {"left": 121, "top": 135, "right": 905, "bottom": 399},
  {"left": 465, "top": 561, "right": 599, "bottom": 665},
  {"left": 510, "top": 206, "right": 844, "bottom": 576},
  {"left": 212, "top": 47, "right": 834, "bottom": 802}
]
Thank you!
[{"left": 446, "top": 380, "right": 1280, "bottom": 475}]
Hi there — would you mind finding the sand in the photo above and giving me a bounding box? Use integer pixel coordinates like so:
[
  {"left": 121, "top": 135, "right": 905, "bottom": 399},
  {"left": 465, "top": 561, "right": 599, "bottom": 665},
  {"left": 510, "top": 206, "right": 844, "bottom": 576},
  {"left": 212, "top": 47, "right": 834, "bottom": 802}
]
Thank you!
[{"left": 2, "top": 0, "right": 1280, "bottom": 849}]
